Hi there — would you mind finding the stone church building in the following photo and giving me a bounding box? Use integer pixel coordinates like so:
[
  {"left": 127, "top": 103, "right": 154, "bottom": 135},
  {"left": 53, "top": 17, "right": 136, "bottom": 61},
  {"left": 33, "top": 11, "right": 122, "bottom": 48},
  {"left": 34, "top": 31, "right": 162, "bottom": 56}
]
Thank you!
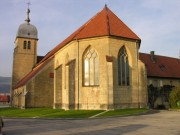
[{"left": 12, "top": 5, "right": 179, "bottom": 110}]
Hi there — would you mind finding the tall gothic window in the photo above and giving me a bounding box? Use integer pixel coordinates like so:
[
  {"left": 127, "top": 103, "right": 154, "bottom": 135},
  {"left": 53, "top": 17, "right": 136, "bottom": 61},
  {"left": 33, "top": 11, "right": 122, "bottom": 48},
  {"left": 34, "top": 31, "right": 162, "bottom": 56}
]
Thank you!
[
  {"left": 28, "top": 41, "right": 31, "bottom": 49},
  {"left": 118, "top": 46, "right": 129, "bottom": 86},
  {"left": 83, "top": 47, "right": 99, "bottom": 86},
  {"left": 23, "top": 41, "right": 27, "bottom": 49}
]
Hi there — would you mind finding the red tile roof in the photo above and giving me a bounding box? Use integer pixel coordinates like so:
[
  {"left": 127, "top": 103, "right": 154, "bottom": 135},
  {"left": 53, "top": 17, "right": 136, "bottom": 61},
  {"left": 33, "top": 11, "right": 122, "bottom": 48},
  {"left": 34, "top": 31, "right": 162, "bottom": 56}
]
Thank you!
[
  {"left": 38, "top": 5, "right": 140, "bottom": 65},
  {"left": 139, "top": 53, "right": 180, "bottom": 79},
  {"left": 13, "top": 6, "right": 140, "bottom": 89},
  {"left": 73, "top": 5, "right": 140, "bottom": 40}
]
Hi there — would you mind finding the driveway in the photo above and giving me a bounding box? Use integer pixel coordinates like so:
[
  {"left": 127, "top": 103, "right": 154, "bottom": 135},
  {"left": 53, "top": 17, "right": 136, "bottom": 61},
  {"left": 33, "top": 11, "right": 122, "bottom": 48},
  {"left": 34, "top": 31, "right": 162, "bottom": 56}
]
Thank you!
[{"left": 2, "top": 110, "right": 180, "bottom": 135}]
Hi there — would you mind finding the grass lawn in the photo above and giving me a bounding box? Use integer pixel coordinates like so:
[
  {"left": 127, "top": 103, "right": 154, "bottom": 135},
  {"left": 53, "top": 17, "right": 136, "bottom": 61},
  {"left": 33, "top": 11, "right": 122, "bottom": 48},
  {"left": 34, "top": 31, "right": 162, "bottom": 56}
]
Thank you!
[
  {"left": 0, "top": 108, "right": 103, "bottom": 118},
  {"left": 0, "top": 107, "right": 147, "bottom": 118}
]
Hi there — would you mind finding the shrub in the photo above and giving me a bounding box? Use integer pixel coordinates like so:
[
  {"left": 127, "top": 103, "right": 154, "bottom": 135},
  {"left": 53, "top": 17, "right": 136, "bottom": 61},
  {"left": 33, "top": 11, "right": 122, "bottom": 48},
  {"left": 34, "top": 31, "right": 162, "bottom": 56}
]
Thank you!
[{"left": 169, "top": 87, "right": 180, "bottom": 108}]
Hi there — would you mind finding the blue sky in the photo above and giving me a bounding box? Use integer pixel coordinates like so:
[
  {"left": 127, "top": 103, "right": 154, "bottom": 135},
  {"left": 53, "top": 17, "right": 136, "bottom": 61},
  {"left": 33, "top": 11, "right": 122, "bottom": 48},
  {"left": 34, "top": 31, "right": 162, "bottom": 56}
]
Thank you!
[{"left": 0, "top": 0, "right": 180, "bottom": 77}]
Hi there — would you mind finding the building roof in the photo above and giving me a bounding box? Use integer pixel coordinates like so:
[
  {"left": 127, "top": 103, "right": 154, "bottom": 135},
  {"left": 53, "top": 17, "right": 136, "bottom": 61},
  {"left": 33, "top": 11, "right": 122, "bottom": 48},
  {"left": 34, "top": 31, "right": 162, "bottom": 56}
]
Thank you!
[
  {"left": 139, "top": 52, "right": 180, "bottom": 79},
  {"left": 38, "top": 5, "right": 140, "bottom": 65},
  {"left": 16, "top": 8, "right": 38, "bottom": 40},
  {"left": 13, "top": 6, "right": 140, "bottom": 89},
  {"left": 16, "top": 23, "right": 38, "bottom": 39}
]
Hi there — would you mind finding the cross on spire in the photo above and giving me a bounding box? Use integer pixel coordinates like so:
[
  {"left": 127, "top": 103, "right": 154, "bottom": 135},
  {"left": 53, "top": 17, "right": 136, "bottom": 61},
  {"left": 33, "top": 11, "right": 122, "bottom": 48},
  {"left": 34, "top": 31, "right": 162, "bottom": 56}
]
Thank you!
[{"left": 25, "top": 1, "right": 31, "bottom": 24}]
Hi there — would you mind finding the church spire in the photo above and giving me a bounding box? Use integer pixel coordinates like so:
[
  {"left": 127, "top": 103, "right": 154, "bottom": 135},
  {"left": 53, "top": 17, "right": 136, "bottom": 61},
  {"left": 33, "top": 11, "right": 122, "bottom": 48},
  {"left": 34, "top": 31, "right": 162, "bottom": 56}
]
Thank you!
[{"left": 25, "top": 2, "right": 31, "bottom": 24}]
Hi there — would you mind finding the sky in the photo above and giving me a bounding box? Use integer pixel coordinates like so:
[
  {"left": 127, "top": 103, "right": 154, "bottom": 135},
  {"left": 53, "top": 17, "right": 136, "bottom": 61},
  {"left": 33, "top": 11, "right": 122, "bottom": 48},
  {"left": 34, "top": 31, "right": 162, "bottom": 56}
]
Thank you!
[{"left": 0, "top": 0, "right": 180, "bottom": 77}]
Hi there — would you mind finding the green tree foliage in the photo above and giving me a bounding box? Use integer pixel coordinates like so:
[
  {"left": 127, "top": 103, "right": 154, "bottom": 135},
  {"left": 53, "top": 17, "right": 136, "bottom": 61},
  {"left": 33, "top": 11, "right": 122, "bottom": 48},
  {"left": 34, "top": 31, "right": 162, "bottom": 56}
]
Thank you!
[{"left": 169, "top": 87, "right": 180, "bottom": 108}]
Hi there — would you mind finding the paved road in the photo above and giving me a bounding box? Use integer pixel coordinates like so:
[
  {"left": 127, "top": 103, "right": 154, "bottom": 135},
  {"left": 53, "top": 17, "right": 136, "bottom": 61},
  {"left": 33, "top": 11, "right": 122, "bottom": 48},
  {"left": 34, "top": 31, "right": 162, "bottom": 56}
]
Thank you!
[{"left": 2, "top": 110, "right": 180, "bottom": 135}]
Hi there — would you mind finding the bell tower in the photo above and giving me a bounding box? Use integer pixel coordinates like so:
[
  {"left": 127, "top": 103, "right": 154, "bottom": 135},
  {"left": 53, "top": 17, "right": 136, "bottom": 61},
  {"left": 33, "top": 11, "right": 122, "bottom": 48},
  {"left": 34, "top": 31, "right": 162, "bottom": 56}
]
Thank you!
[{"left": 12, "top": 5, "right": 38, "bottom": 87}]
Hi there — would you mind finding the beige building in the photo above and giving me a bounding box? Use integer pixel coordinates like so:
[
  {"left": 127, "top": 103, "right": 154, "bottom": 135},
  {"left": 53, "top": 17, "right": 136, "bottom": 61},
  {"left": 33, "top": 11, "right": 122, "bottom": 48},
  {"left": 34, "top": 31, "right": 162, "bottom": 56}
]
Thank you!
[{"left": 12, "top": 5, "right": 149, "bottom": 109}]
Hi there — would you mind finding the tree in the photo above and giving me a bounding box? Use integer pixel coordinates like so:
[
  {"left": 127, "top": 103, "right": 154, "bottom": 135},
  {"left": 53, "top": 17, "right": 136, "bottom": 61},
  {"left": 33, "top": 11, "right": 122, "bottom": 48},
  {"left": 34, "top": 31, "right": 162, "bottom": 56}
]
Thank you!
[{"left": 169, "top": 87, "right": 180, "bottom": 108}]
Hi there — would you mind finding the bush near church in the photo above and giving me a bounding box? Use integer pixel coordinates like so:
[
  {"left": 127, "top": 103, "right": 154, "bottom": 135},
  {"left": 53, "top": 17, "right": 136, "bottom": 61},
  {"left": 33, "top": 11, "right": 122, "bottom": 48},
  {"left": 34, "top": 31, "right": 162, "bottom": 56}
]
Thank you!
[{"left": 169, "top": 87, "right": 180, "bottom": 108}]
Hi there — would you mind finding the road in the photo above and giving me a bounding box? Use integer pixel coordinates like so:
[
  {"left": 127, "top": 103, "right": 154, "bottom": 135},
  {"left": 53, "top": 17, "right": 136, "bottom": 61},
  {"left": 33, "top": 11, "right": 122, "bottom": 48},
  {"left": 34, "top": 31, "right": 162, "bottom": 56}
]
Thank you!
[{"left": 2, "top": 110, "right": 180, "bottom": 135}]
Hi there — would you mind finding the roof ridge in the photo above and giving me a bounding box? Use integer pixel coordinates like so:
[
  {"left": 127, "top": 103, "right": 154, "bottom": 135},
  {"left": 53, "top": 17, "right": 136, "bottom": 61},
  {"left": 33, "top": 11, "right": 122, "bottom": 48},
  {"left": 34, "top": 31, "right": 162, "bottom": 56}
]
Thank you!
[
  {"left": 73, "top": 9, "right": 103, "bottom": 39},
  {"left": 139, "top": 52, "right": 179, "bottom": 60},
  {"left": 35, "top": 7, "right": 107, "bottom": 66},
  {"left": 105, "top": 5, "right": 110, "bottom": 35}
]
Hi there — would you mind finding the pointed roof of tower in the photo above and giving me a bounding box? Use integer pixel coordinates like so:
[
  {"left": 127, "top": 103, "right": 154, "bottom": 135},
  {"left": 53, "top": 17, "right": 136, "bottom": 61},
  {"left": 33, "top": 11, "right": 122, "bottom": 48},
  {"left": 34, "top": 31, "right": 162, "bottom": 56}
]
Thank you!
[{"left": 16, "top": 4, "right": 38, "bottom": 40}]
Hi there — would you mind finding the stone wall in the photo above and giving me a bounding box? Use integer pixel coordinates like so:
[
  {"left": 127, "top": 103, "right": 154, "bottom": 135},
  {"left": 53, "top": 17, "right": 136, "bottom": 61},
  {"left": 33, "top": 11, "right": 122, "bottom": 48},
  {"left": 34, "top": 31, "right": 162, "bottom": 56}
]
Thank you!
[
  {"left": 54, "top": 36, "right": 147, "bottom": 110},
  {"left": 25, "top": 58, "right": 54, "bottom": 108},
  {"left": 147, "top": 77, "right": 180, "bottom": 88},
  {"left": 12, "top": 38, "right": 37, "bottom": 87},
  {"left": 13, "top": 36, "right": 147, "bottom": 110}
]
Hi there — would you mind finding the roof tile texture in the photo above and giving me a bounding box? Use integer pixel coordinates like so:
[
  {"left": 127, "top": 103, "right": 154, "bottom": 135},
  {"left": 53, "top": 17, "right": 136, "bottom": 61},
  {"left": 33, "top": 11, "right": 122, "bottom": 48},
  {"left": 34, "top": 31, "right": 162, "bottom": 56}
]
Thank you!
[
  {"left": 39, "top": 6, "right": 140, "bottom": 64},
  {"left": 139, "top": 53, "right": 180, "bottom": 78}
]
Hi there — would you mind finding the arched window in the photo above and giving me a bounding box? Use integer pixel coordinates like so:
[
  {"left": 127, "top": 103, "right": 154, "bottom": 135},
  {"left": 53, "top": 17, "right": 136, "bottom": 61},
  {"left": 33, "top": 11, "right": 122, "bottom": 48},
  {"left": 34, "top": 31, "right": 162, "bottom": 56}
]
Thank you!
[
  {"left": 118, "top": 46, "right": 129, "bottom": 86},
  {"left": 23, "top": 41, "right": 27, "bottom": 49},
  {"left": 28, "top": 41, "right": 31, "bottom": 49},
  {"left": 83, "top": 47, "right": 99, "bottom": 86}
]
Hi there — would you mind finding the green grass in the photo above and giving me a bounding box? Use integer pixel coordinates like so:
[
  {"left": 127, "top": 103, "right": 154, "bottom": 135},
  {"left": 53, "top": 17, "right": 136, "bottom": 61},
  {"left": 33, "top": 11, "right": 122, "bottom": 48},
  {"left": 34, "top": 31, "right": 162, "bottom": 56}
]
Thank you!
[
  {"left": 0, "top": 108, "right": 61, "bottom": 117},
  {"left": 0, "top": 107, "right": 147, "bottom": 118},
  {"left": 0, "top": 108, "right": 103, "bottom": 118},
  {"left": 43, "top": 110, "right": 103, "bottom": 118}
]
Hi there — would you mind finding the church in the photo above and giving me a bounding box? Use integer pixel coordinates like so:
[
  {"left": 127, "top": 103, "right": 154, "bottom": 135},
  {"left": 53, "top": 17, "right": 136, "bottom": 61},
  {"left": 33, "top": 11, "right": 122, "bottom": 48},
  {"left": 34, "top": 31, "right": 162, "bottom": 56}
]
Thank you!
[{"left": 11, "top": 5, "right": 180, "bottom": 110}]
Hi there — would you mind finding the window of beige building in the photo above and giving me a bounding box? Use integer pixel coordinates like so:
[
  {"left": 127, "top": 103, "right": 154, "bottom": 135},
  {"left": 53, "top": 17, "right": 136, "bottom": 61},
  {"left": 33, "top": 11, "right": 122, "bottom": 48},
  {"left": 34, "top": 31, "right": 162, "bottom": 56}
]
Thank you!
[
  {"left": 118, "top": 46, "right": 129, "bottom": 86},
  {"left": 83, "top": 47, "right": 99, "bottom": 86}
]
